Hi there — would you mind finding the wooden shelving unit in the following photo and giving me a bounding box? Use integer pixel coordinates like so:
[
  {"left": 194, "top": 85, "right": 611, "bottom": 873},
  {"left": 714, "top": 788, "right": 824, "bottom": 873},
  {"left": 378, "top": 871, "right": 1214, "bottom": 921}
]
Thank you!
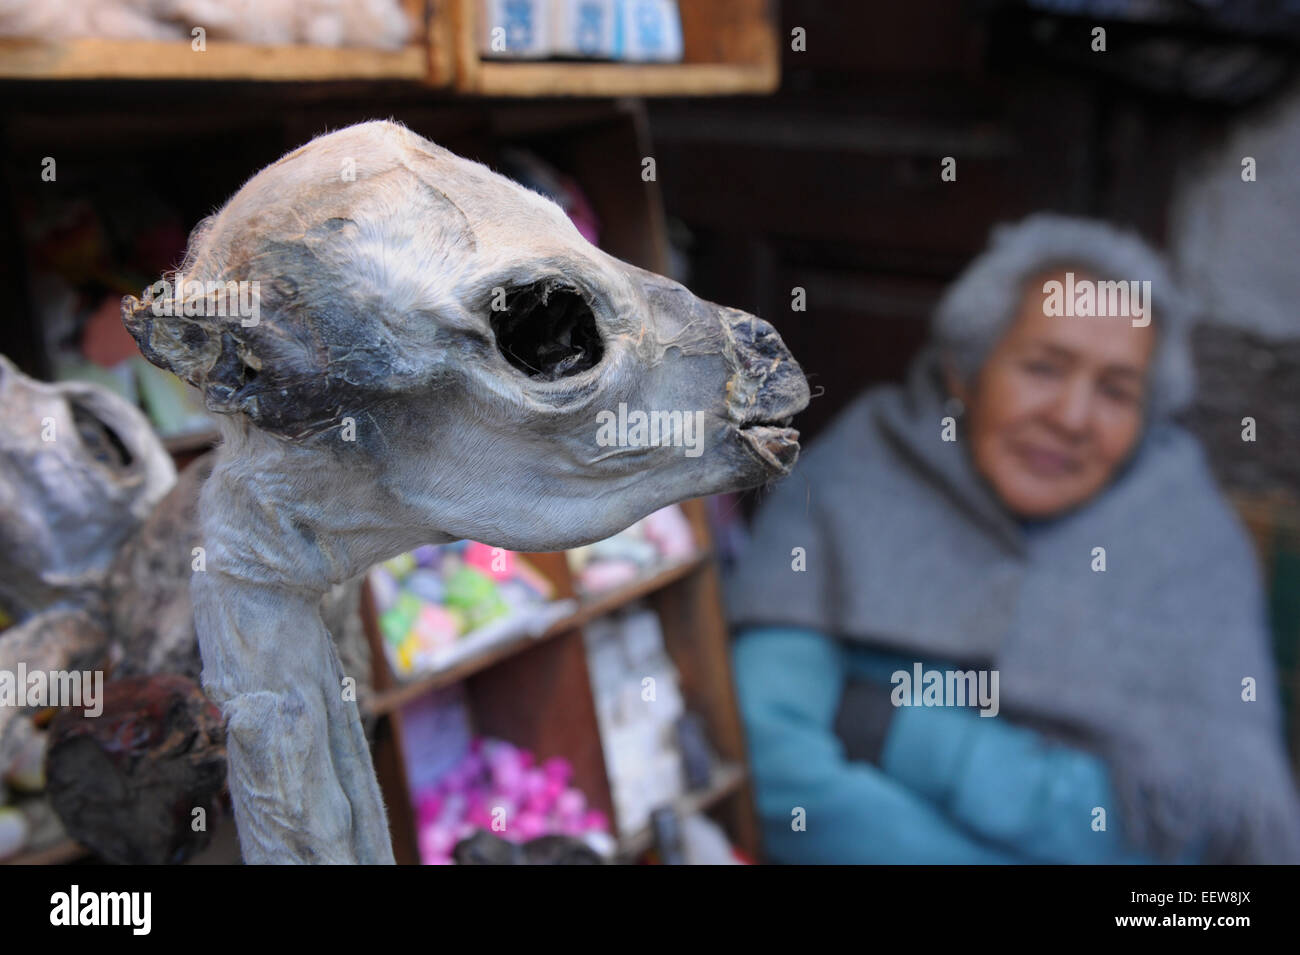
[
  {"left": 0, "top": 0, "right": 779, "bottom": 97},
  {"left": 364, "top": 553, "right": 708, "bottom": 716},
  {"left": 365, "top": 496, "right": 760, "bottom": 865}
]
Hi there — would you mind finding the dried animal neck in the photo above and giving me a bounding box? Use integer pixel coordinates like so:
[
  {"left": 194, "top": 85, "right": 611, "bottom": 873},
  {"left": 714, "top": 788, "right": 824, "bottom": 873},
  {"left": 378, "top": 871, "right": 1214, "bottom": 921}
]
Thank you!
[{"left": 190, "top": 450, "right": 395, "bottom": 864}]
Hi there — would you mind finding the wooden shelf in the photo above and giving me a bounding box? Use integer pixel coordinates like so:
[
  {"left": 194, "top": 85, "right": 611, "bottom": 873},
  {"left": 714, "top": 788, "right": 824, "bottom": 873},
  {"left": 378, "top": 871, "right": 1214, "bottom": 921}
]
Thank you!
[
  {"left": 365, "top": 552, "right": 708, "bottom": 716},
  {"left": 0, "top": 37, "right": 427, "bottom": 81},
  {"left": 467, "top": 60, "right": 777, "bottom": 97},
  {"left": 0, "top": 1, "right": 779, "bottom": 97}
]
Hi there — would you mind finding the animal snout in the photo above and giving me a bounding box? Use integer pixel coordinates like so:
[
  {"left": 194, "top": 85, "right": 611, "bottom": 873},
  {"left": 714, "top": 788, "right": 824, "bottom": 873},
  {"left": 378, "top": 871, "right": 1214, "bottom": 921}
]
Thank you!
[{"left": 720, "top": 307, "right": 810, "bottom": 426}]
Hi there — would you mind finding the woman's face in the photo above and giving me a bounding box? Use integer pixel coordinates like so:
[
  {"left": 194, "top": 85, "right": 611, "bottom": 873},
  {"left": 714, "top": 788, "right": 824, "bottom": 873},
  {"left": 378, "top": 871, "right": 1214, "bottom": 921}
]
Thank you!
[{"left": 948, "top": 268, "right": 1157, "bottom": 519}]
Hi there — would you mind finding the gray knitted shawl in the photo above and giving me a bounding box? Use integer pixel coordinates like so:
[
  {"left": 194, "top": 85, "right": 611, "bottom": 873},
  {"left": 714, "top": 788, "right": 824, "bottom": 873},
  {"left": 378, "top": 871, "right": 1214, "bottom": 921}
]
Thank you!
[{"left": 726, "top": 346, "right": 1300, "bottom": 863}]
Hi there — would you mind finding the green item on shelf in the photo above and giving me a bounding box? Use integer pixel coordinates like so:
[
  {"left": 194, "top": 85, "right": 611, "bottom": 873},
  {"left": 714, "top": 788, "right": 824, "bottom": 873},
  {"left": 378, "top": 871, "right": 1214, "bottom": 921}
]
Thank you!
[
  {"left": 379, "top": 592, "right": 424, "bottom": 646},
  {"left": 394, "top": 591, "right": 423, "bottom": 624},
  {"left": 379, "top": 608, "right": 408, "bottom": 647},
  {"left": 443, "top": 567, "right": 508, "bottom": 630}
]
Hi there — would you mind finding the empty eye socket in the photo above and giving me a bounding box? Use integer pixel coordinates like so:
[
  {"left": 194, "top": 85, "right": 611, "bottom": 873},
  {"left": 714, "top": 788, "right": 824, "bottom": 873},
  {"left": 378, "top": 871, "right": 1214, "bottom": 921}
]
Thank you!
[
  {"left": 489, "top": 281, "right": 603, "bottom": 381},
  {"left": 70, "top": 402, "right": 133, "bottom": 469}
]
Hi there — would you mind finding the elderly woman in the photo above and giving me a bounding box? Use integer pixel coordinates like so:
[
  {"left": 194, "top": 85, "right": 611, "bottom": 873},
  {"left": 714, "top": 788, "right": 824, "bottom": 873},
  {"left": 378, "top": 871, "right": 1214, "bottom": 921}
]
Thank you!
[{"left": 726, "top": 214, "right": 1300, "bottom": 864}]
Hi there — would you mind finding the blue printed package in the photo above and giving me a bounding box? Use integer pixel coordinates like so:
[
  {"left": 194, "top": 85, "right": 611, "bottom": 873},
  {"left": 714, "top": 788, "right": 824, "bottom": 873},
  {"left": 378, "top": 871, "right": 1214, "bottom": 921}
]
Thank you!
[
  {"left": 552, "top": 0, "right": 618, "bottom": 59},
  {"left": 618, "top": 0, "right": 683, "bottom": 63},
  {"left": 478, "top": 0, "right": 551, "bottom": 58}
]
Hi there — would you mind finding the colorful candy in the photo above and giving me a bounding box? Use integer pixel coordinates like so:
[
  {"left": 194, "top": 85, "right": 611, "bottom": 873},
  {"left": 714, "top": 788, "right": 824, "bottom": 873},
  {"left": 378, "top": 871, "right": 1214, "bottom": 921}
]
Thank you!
[{"left": 371, "top": 543, "right": 553, "bottom": 677}]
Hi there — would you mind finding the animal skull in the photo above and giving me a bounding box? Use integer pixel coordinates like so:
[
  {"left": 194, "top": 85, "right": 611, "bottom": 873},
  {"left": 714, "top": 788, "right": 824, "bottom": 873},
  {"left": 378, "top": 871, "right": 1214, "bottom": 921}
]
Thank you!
[{"left": 123, "top": 120, "right": 809, "bottom": 863}]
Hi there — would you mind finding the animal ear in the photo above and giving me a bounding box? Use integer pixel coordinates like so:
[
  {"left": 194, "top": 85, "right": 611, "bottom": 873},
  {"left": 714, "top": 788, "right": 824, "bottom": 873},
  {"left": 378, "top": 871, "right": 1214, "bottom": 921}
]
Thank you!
[
  {"left": 121, "top": 277, "right": 263, "bottom": 419},
  {"left": 122, "top": 273, "right": 351, "bottom": 441},
  {"left": 123, "top": 284, "right": 215, "bottom": 387},
  {"left": 121, "top": 212, "right": 346, "bottom": 438},
  {"left": 120, "top": 141, "right": 470, "bottom": 441},
  {"left": 121, "top": 214, "right": 251, "bottom": 405},
  {"left": 121, "top": 238, "right": 418, "bottom": 442}
]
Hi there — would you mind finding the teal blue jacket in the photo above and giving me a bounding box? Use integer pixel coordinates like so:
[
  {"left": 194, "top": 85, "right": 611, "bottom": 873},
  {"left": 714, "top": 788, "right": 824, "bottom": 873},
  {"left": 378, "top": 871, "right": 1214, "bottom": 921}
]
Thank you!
[{"left": 732, "top": 625, "right": 1201, "bottom": 864}]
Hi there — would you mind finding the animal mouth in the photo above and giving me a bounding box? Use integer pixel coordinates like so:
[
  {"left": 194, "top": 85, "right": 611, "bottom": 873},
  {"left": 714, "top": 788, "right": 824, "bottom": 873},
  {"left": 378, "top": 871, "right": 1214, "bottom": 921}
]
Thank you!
[{"left": 738, "top": 416, "right": 800, "bottom": 472}]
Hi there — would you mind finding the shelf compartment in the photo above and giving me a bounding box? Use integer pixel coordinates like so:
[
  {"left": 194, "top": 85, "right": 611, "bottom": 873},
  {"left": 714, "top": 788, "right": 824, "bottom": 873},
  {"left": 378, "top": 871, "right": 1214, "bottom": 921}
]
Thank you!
[
  {"left": 448, "top": 0, "right": 780, "bottom": 97},
  {"left": 614, "top": 761, "right": 747, "bottom": 860},
  {"left": 364, "top": 551, "right": 709, "bottom": 716},
  {"left": 0, "top": 1, "right": 441, "bottom": 83}
]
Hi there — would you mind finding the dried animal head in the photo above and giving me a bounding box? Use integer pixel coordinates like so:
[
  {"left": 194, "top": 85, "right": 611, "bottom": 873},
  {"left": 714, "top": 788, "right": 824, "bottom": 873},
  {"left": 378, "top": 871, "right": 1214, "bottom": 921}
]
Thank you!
[
  {"left": 0, "top": 355, "right": 175, "bottom": 617},
  {"left": 124, "top": 120, "right": 807, "bottom": 570}
]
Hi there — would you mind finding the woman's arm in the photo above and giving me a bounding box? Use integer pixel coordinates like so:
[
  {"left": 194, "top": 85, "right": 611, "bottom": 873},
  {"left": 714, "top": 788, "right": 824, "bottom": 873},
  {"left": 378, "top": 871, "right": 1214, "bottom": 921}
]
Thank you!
[
  {"left": 731, "top": 625, "right": 1021, "bottom": 863},
  {"left": 874, "top": 683, "right": 1193, "bottom": 864}
]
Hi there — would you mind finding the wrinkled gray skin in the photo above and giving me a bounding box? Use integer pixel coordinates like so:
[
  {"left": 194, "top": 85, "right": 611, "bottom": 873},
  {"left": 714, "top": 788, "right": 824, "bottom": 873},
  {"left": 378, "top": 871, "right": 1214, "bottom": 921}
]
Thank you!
[
  {"left": 0, "top": 354, "right": 175, "bottom": 618},
  {"left": 123, "top": 120, "right": 809, "bottom": 864}
]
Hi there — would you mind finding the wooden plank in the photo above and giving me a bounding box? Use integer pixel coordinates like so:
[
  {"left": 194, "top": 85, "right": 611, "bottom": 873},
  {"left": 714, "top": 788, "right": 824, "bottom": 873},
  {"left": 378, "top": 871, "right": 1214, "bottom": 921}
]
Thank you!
[
  {"left": 0, "top": 38, "right": 427, "bottom": 81},
  {"left": 372, "top": 712, "right": 422, "bottom": 864},
  {"left": 471, "top": 61, "right": 777, "bottom": 97},
  {"left": 449, "top": 0, "right": 481, "bottom": 93},
  {"left": 424, "top": 0, "right": 457, "bottom": 85},
  {"left": 678, "top": 0, "right": 776, "bottom": 67}
]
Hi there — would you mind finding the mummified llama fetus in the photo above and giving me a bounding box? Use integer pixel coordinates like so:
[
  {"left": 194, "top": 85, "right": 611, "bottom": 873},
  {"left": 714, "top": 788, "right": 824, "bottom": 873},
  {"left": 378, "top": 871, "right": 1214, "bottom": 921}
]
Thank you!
[{"left": 123, "top": 121, "right": 809, "bottom": 864}]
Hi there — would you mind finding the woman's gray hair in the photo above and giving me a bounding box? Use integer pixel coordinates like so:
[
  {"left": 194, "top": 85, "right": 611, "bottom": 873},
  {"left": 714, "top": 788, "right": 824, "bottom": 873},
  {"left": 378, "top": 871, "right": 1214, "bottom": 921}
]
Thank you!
[{"left": 932, "top": 213, "right": 1197, "bottom": 421}]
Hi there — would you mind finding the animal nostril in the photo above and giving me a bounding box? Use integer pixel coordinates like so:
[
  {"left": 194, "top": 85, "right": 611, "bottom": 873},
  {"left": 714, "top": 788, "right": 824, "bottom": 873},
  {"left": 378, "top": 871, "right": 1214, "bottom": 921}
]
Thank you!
[
  {"left": 725, "top": 310, "right": 779, "bottom": 346},
  {"left": 729, "top": 314, "right": 789, "bottom": 365}
]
